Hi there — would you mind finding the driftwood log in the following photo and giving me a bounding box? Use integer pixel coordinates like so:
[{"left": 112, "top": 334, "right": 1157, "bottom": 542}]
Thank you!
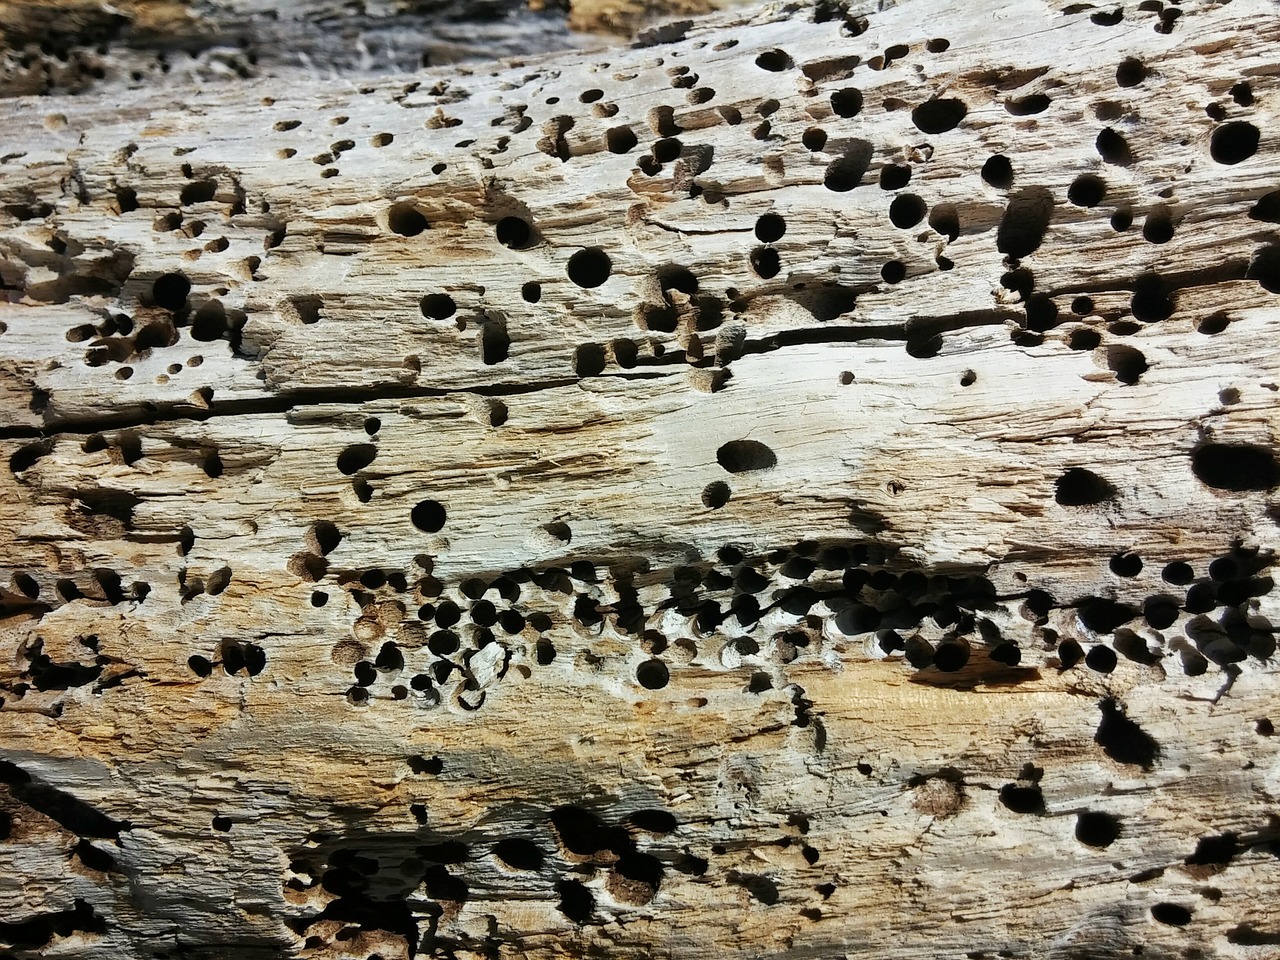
[{"left": 2, "top": 0, "right": 1280, "bottom": 956}]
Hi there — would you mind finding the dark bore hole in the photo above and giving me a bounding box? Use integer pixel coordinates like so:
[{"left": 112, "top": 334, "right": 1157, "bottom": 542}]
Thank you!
[
  {"left": 823, "top": 140, "right": 872, "bottom": 192},
  {"left": 574, "top": 342, "right": 607, "bottom": 377},
  {"left": 881, "top": 260, "right": 906, "bottom": 284},
  {"left": 1151, "top": 903, "right": 1192, "bottom": 927},
  {"left": 717, "top": 439, "right": 776, "bottom": 473},
  {"left": 411, "top": 499, "right": 446, "bottom": 532},
  {"left": 1026, "top": 294, "right": 1059, "bottom": 332},
  {"left": 181, "top": 179, "right": 217, "bottom": 205},
  {"left": 1085, "top": 644, "right": 1117, "bottom": 673},
  {"left": 933, "top": 638, "right": 970, "bottom": 672},
  {"left": 929, "top": 204, "right": 959, "bottom": 241},
  {"left": 755, "top": 49, "right": 793, "bottom": 71},
  {"left": 1055, "top": 467, "right": 1115, "bottom": 506},
  {"left": 496, "top": 216, "right": 532, "bottom": 249},
  {"left": 1191, "top": 443, "right": 1280, "bottom": 491},
  {"left": 152, "top": 273, "right": 191, "bottom": 311},
  {"left": 1006, "top": 94, "right": 1050, "bottom": 116},
  {"left": 481, "top": 319, "right": 510, "bottom": 365},
  {"left": 998, "top": 186, "right": 1054, "bottom": 259},
  {"left": 637, "top": 659, "right": 669, "bottom": 689},
  {"left": 494, "top": 838, "right": 544, "bottom": 871},
  {"left": 429, "top": 630, "right": 459, "bottom": 655},
  {"left": 1247, "top": 245, "right": 1280, "bottom": 293},
  {"left": 999, "top": 783, "right": 1044, "bottom": 814},
  {"left": 388, "top": 202, "right": 427, "bottom": 237},
  {"left": 831, "top": 87, "right": 863, "bottom": 118},
  {"left": 557, "top": 879, "right": 594, "bottom": 924},
  {"left": 702, "top": 480, "right": 731, "bottom": 509},
  {"left": 652, "top": 137, "right": 682, "bottom": 163},
  {"left": 1068, "top": 328, "right": 1101, "bottom": 350},
  {"left": 629, "top": 809, "right": 677, "bottom": 834},
  {"left": 1131, "top": 274, "right": 1173, "bottom": 322},
  {"left": 911, "top": 98, "right": 967, "bottom": 134},
  {"left": 1109, "top": 551, "right": 1142, "bottom": 577},
  {"left": 755, "top": 213, "right": 786, "bottom": 243},
  {"left": 981, "top": 154, "right": 1013, "bottom": 189},
  {"left": 1075, "top": 811, "right": 1121, "bottom": 847},
  {"left": 1143, "top": 212, "right": 1174, "bottom": 244},
  {"left": 1210, "top": 122, "right": 1259, "bottom": 165},
  {"left": 1144, "top": 595, "right": 1179, "bottom": 630},
  {"left": 567, "top": 248, "right": 611, "bottom": 287},
  {"left": 1249, "top": 190, "right": 1280, "bottom": 223},
  {"left": 889, "top": 194, "right": 927, "bottom": 228},
  {"left": 1096, "top": 127, "right": 1133, "bottom": 166},
  {"left": 521, "top": 281, "right": 542, "bottom": 303},
  {"left": 337, "top": 444, "right": 377, "bottom": 475},
  {"left": 1107, "top": 344, "right": 1148, "bottom": 384},
  {"left": 1115, "top": 57, "right": 1146, "bottom": 87},
  {"left": 1096, "top": 698, "right": 1159, "bottom": 767},
  {"left": 1068, "top": 174, "right": 1106, "bottom": 207},
  {"left": 311, "top": 521, "right": 341, "bottom": 555},
  {"left": 750, "top": 246, "right": 781, "bottom": 278},
  {"left": 880, "top": 164, "right": 911, "bottom": 190},
  {"left": 802, "top": 128, "right": 828, "bottom": 152},
  {"left": 606, "top": 126, "right": 638, "bottom": 154},
  {"left": 420, "top": 293, "right": 456, "bottom": 320}
]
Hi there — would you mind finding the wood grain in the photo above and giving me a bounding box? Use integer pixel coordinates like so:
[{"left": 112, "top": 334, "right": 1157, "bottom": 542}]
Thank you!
[{"left": 1, "top": 0, "right": 1279, "bottom": 956}]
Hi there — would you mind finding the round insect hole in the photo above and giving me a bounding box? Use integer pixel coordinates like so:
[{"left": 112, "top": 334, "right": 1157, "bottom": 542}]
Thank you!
[
  {"left": 750, "top": 246, "right": 781, "bottom": 278},
  {"left": 830, "top": 87, "right": 863, "bottom": 118},
  {"left": 755, "top": 213, "right": 786, "bottom": 243},
  {"left": 567, "top": 248, "right": 611, "bottom": 288},
  {"left": 521, "top": 281, "right": 542, "bottom": 303},
  {"left": 1115, "top": 57, "right": 1146, "bottom": 87},
  {"left": 605, "top": 126, "right": 638, "bottom": 154},
  {"left": 879, "top": 164, "right": 911, "bottom": 190},
  {"left": 152, "top": 273, "right": 191, "bottom": 311},
  {"left": 911, "top": 98, "right": 967, "bottom": 134},
  {"left": 1067, "top": 174, "right": 1106, "bottom": 207},
  {"left": 388, "top": 202, "right": 427, "bottom": 237},
  {"left": 1210, "top": 121, "right": 1259, "bottom": 165},
  {"left": 981, "top": 154, "right": 1014, "bottom": 189},
  {"left": 1109, "top": 551, "right": 1142, "bottom": 577},
  {"left": 889, "top": 194, "right": 927, "bottom": 228},
  {"left": 411, "top": 499, "right": 447, "bottom": 533},
  {"left": 701, "top": 480, "right": 731, "bottom": 509},
  {"left": 420, "top": 293, "right": 456, "bottom": 320},
  {"left": 802, "top": 128, "right": 828, "bottom": 152},
  {"left": 636, "top": 659, "right": 670, "bottom": 689},
  {"left": 496, "top": 216, "right": 532, "bottom": 249},
  {"left": 755, "top": 49, "right": 793, "bottom": 71}
]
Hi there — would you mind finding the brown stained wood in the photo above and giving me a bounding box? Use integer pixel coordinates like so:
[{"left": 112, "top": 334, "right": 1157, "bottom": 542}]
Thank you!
[{"left": 1, "top": 0, "right": 1280, "bottom": 956}]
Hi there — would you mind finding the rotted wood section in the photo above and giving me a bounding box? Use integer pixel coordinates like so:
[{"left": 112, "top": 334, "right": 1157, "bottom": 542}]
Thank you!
[{"left": 1, "top": 0, "right": 1279, "bottom": 956}]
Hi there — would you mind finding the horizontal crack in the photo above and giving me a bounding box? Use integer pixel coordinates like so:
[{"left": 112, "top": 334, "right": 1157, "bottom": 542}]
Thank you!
[{"left": 0, "top": 370, "right": 676, "bottom": 441}]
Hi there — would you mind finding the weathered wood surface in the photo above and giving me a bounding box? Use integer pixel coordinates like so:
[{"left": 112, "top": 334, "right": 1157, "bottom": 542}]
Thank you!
[{"left": 2, "top": 0, "right": 1280, "bottom": 956}]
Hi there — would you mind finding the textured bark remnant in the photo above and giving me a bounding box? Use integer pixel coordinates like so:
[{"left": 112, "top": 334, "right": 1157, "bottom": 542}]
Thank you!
[
  {"left": 0, "top": 0, "right": 590, "bottom": 96},
  {"left": 1, "top": 0, "right": 1280, "bottom": 957}
]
